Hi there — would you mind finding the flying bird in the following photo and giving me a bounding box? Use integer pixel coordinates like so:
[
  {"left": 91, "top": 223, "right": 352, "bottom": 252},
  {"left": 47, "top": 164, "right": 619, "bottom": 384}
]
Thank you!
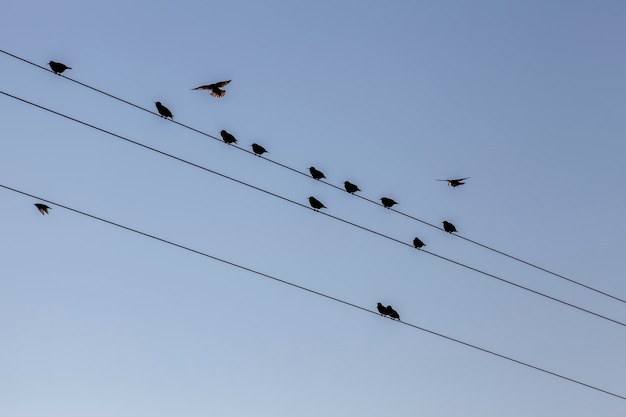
[
  {"left": 34, "top": 203, "right": 51, "bottom": 215},
  {"left": 308, "top": 196, "right": 326, "bottom": 211},
  {"left": 413, "top": 237, "right": 425, "bottom": 249},
  {"left": 155, "top": 101, "right": 173, "bottom": 119},
  {"left": 380, "top": 197, "right": 397, "bottom": 208},
  {"left": 442, "top": 220, "right": 457, "bottom": 233},
  {"left": 437, "top": 177, "right": 469, "bottom": 187},
  {"left": 344, "top": 181, "right": 361, "bottom": 194},
  {"left": 386, "top": 305, "right": 400, "bottom": 320},
  {"left": 251, "top": 143, "right": 267, "bottom": 156},
  {"left": 309, "top": 166, "right": 326, "bottom": 180},
  {"left": 48, "top": 61, "right": 71, "bottom": 74},
  {"left": 377, "top": 303, "right": 389, "bottom": 316},
  {"left": 192, "top": 80, "right": 231, "bottom": 98},
  {"left": 220, "top": 130, "right": 238, "bottom": 144}
]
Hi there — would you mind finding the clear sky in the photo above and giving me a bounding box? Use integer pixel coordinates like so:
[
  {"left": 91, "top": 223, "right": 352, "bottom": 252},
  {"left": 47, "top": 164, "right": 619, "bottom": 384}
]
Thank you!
[{"left": 2, "top": 1, "right": 626, "bottom": 416}]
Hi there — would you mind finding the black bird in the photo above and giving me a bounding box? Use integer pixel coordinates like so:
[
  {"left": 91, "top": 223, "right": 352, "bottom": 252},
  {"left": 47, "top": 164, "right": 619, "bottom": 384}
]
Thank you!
[
  {"left": 380, "top": 197, "right": 397, "bottom": 208},
  {"left": 251, "top": 143, "right": 267, "bottom": 156},
  {"left": 48, "top": 61, "right": 71, "bottom": 74},
  {"left": 344, "top": 181, "right": 361, "bottom": 194},
  {"left": 442, "top": 220, "right": 457, "bottom": 233},
  {"left": 377, "top": 303, "right": 389, "bottom": 316},
  {"left": 308, "top": 196, "right": 326, "bottom": 211},
  {"left": 155, "top": 101, "right": 173, "bottom": 119},
  {"left": 192, "top": 80, "right": 231, "bottom": 98},
  {"left": 386, "top": 305, "right": 400, "bottom": 320},
  {"left": 436, "top": 177, "right": 469, "bottom": 187},
  {"left": 413, "top": 237, "right": 425, "bottom": 249},
  {"left": 309, "top": 166, "right": 326, "bottom": 180},
  {"left": 220, "top": 130, "right": 238, "bottom": 144},
  {"left": 34, "top": 203, "right": 51, "bottom": 215}
]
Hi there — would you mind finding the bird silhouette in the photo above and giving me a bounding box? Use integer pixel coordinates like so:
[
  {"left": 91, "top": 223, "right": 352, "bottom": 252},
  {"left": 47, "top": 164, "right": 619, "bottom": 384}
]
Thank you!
[
  {"left": 377, "top": 303, "right": 389, "bottom": 316},
  {"left": 34, "top": 203, "right": 51, "bottom": 215},
  {"left": 413, "top": 237, "right": 425, "bottom": 249},
  {"left": 344, "top": 181, "right": 361, "bottom": 194},
  {"left": 48, "top": 61, "right": 71, "bottom": 74},
  {"left": 436, "top": 177, "right": 469, "bottom": 187},
  {"left": 386, "top": 305, "right": 400, "bottom": 320},
  {"left": 308, "top": 196, "right": 326, "bottom": 211},
  {"left": 443, "top": 220, "right": 457, "bottom": 233},
  {"left": 309, "top": 166, "right": 326, "bottom": 180},
  {"left": 192, "top": 80, "right": 231, "bottom": 98},
  {"left": 251, "top": 143, "right": 267, "bottom": 156},
  {"left": 155, "top": 102, "right": 173, "bottom": 119},
  {"left": 220, "top": 130, "right": 238, "bottom": 144},
  {"left": 380, "top": 197, "right": 397, "bottom": 208}
]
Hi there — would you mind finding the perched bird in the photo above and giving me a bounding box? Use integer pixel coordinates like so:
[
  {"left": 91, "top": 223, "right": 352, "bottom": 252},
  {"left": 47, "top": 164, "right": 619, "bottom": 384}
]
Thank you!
[
  {"left": 386, "top": 305, "right": 400, "bottom": 320},
  {"left": 48, "top": 61, "right": 71, "bottom": 74},
  {"left": 380, "top": 197, "right": 397, "bottom": 208},
  {"left": 34, "top": 203, "right": 51, "bottom": 215},
  {"left": 251, "top": 143, "right": 267, "bottom": 156},
  {"left": 155, "top": 101, "right": 173, "bottom": 119},
  {"left": 436, "top": 177, "right": 469, "bottom": 187},
  {"left": 412, "top": 237, "right": 425, "bottom": 249},
  {"left": 377, "top": 303, "right": 389, "bottom": 316},
  {"left": 309, "top": 166, "right": 326, "bottom": 180},
  {"left": 344, "top": 181, "right": 361, "bottom": 194},
  {"left": 442, "top": 220, "right": 457, "bottom": 233},
  {"left": 308, "top": 196, "right": 326, "bottom": 211},
  {"left": 220, "top": 130, "right": 238, "bottom": 144},
  {"left": 192, "top": 80, "right": 231, "bottom": 98}
]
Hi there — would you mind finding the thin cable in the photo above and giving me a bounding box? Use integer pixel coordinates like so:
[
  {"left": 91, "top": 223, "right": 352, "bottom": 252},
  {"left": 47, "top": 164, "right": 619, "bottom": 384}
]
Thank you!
[
  {"left": 2, "top": 90, "right": 625, "bottom": 330},
  {"left": 1, "top": 183, "right": 624, "bottom": 401},
  {"left": 2, "top": 48, "right": 623, "bottom": 305}
]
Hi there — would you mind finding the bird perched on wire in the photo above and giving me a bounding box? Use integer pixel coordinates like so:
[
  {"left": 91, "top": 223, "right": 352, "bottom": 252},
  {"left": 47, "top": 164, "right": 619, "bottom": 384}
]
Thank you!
[
  {"left": 442, "top": 220, "right": 457, "bottom": 233},
  {"left": 48, "top": 61, "right": 71, "bottom": 74},
  {"left": 220, "top": 130, "right": 238, "bottom": 144},
  {"left": 380, "top": 197, "right": 397, "bottom": 208},
  {"left": 34, "top": 203, "right": 51, "bottom": 215},
  {"left": 386, "top": 305, "right": 400, "bottom": 320},
  {"left": 344, "top": 181, "right": 361, "bottom": 194},
  {"left": 308, "top": 196, "right": 326, "bottom": 211},
  {"left": 436, "top": 177, "right": 469, "bottom": 187},
  {"left": 251, "top": 143, "right": 267, "bottom": 156},
  {"left": 192, "top": 80, "right": 231, "bottom": 98},
  {"left": 413, "top": 237, "right": 425, "bottom": 249},
  {"left": 377, "top": 303, "right": 389, "bottom": 316},
  {"left": 309, "top": 167, "right": 326, "bottom": 180},
  {"left": 155, "top": 102, "right": 173, "bottom": 119}
]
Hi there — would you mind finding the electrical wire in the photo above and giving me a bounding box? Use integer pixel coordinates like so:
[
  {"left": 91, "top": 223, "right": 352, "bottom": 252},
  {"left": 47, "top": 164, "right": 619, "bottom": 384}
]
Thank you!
[
  {"left": 1, "top": 182, "right": 624, "bottom": 401},
  {"left": 2, "top": 90, "right": 625, "bottom": 330}
]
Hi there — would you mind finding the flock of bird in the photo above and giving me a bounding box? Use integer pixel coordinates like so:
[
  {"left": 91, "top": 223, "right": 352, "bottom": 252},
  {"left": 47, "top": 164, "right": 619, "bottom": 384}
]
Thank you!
[{"left": 38, "top": 59, "right": 474, "bottom": 322}]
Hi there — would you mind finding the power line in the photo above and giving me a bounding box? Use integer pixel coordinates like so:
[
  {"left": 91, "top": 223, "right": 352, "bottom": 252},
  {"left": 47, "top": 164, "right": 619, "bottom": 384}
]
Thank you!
[
  {"left": 2, "top": 49, "right": 622, "bottom": 306},
  {"left": 2, "top": 90, "right": 625, "bottom": 330},
  {"left": 1, "top": 182, "right": 624, "bottom": 402}
]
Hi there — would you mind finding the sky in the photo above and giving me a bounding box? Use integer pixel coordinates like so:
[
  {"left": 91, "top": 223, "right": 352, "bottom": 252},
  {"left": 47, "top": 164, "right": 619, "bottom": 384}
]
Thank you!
[{"left": 1, "top": 0, "right": 626, "bottom": 416}]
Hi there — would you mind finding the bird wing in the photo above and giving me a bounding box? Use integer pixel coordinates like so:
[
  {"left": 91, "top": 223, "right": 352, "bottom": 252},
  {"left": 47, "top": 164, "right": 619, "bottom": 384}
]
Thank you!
[
  {"left": 192, "top": 85, "right": 212, "bottom": 90},
  {"left": 453, "top": 177, "right": 469, "bottom": 181},
  {"left": 213, "top": 80, "right": 231, "bottom": 88}
]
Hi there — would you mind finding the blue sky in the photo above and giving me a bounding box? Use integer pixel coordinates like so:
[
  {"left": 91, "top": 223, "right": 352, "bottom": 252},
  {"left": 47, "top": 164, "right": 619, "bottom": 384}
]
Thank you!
[{"left": 1, "top": 1, "right": 626, "bottom": 416}]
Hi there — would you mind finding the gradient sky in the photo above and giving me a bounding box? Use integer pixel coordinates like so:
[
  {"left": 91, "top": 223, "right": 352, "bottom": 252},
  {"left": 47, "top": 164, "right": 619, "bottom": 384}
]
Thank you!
[{"left": 2, "top": 1, "right": 626, "bottom": 416}]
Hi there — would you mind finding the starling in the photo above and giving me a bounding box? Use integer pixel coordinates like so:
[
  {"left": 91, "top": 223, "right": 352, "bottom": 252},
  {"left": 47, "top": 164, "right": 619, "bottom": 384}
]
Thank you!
[
  {"left": 220, "top": 130, "right": 238, "bottom": 144},
  {"left": 192, "top": 80, "right": 231, "bottom": 98},
  {"left": 155, "top": 101, "right": 173, "bottom": 119},
  {"left": 380, "top": 197, "right": 397, "bottom": 208},
  {"left": 308, "top": 196, "right": 326, "bottom": 211},
  {"left": 443, "top": 220, "right": 457, "bottom": 233},
  {"left": 34, "top": 203, "right": 51, "bottom": 215},
  {"left": 386, "top": 305, "right": 400, "bottom": 320},
  {"left": 48, "top": 61, "right": 71, "bottom": 74},
  {"left": 413, "top": 237, "right": 425, "bottom": 249},
  {"left": 436, "top": 177, "right": 469, "bottom": 187},
  {"left": 376, "top": 302, "right": 389, "bottom": 316},
  {"left": 344, "top": 181, "right": 361, "bottom": 194},
  {"left": 251, "top": 143, "right": 267, "bottom": 156},
  {"left": 309, "top": 166, "right": 326, "bottom": 180}
]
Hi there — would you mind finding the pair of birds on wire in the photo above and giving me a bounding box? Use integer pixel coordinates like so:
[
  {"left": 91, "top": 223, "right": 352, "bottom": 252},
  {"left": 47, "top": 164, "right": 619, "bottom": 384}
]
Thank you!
[
  {"left": 377, "top": 303, "right": 400, "bottom": 320},
  {"left": 154, "top": 80, "right": 232, "bottom": 120}
]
